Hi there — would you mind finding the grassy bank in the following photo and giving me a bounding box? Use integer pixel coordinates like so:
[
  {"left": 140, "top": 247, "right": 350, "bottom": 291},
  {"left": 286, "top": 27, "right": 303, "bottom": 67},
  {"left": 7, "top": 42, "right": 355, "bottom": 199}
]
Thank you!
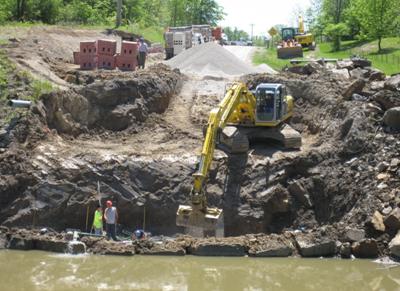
[
  {"left": 253, "top": 37, "right": 400, "bottom": 75},
  {"left": 0, "top": 22, "right": 165, "bottom": 44}
]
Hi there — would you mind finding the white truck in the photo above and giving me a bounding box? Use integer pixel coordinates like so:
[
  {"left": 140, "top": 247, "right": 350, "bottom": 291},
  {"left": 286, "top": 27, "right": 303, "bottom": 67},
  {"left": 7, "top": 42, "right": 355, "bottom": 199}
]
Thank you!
[{"left": 164, "top": 25, "right": 212, "bottom": 59}]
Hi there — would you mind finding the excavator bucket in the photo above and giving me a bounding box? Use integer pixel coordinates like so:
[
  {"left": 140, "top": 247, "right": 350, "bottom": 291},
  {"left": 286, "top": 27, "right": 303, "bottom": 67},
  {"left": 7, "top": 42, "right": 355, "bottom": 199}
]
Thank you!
[{"left": 176, "top": 204, "right": 223, "bottom": 231}]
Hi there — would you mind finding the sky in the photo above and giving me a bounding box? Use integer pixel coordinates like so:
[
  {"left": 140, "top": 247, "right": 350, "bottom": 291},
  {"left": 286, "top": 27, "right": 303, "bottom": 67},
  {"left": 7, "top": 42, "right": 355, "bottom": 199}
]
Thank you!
[{"left": 217, "top": 0, "right": 312, "bottom": 37}]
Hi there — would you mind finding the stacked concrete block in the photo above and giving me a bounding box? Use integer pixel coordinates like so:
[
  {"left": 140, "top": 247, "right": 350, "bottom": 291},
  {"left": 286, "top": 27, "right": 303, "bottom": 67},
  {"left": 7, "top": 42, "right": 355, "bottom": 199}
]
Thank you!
[
  {"left": 117, "top": 41, "right": 138, "bottom": 71},
  {"left": 97, "top": 39, "right": 117, "bottom": 70},
  {"left": 97, "top": 39, "right": 117, "bottom": 56},
  {"left": 79, "top": 41, "right": 97, "bottom": 70}
]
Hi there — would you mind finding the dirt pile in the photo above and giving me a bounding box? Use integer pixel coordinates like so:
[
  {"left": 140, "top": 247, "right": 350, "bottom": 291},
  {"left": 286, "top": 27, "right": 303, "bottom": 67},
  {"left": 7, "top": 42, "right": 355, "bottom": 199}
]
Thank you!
[
  {"left": 42, "top": 64, "right": 181, "bottom": 134},
  {"left": 166, "top": 42, "right": 258, "bottom": 77}
]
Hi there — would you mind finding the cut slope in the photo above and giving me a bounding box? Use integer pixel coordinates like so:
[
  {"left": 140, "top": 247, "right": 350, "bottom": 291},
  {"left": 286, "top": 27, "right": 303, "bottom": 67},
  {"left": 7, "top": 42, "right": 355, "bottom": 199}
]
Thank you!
[{"left": 166, "top": 42, "right": 258, "bottom": 77}]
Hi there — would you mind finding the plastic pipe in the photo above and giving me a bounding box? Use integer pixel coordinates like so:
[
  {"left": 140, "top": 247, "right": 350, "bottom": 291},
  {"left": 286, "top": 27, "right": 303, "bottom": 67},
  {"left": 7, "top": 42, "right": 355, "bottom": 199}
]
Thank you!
[{"left": 8, "top": 99, "right": 32, "bottom": 108}]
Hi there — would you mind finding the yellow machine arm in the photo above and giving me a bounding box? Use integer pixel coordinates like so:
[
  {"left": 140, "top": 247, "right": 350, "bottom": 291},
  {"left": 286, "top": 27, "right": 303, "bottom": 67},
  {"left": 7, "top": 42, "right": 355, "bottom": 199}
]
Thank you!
[
  {"left": 191, "top": 82, "right": 254, "bottom": 210},
  {"left": 298, "top": 16, "right": 305, "bottom": 34}
]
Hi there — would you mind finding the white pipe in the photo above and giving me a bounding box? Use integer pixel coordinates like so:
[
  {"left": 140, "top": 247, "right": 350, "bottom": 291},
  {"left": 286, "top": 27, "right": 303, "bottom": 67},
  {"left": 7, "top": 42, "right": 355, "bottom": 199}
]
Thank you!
[{"left": 8, "top": 99, "right": 32, "bottom": 108}]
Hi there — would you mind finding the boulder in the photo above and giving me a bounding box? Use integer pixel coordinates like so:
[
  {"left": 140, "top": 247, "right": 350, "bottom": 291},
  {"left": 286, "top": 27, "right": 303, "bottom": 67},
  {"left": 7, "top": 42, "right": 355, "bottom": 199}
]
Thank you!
[
  {"left": 352, "top": 94, "right": 368, "bottom": 101},
  {"left": 384, "top": 207, "right": 400, "bottom": 231},
  {"left": 372, "top": 90, "right": 400, "bottom": 110},
  {"left": 384, "top": 74, "right": 400, "bottom": 91},
  {"left": 142, "top": 248, "right": 186, "bottom": 256},
  {"left": 371, "top": 211, "right": 385, "bottom": 232},
  {"left": 343, "top": 228, "right": 365, "bottom": 242},
  {"left": 351, "top": 239, "right": 379, "bottom": 258},
  {"left": 249, "top": 246, "right": 293, "bottom": 257},
  {"left": 351, "top": 57, "right": 372, "bottom": 68},
  {"left": 370, "top": 81, "right": 385, "bottom": 91},
  {"left": 337, "top": 60, "right": 354, "bottom": 70},
  {"left": 383, "top": 107, "right": 400, "bottom": 130},
  {"left": 331, "top": 68, "right": 350, "bottom": 79},
  {"left": 389, "top": 231, "right": 400, "bottom": 258},
  {"left": 190, "top": 243, "right": 245, "bottom": 256},
  {"left": 287, "top": 66, "right": 304, "bottom": 75},
  {"left": 303, "top": 62, "right": 323, "bottom": 75},
  {"left": 8, "top": 236, "right": 34, "bottom": 250},
  {"left": 0, "top": 234, "right": 8, "bottom": 249},
  {"left": 295, "top": 236, "right": 336, "bottom": 257},
  {"left": 342, "top": 79, "right": 366, "bottom": 100},
  {"left": 369, "top": 69, "right": 385, "bottom": 81},
  {"left": 35, "top": 239, "right": 68, "bottom": 253},
  {"left": 340, "top": 242, "right": 352, "bottom": 258},
  {"left": 350, "top": 67, "right": 369, "bottom": 79}
]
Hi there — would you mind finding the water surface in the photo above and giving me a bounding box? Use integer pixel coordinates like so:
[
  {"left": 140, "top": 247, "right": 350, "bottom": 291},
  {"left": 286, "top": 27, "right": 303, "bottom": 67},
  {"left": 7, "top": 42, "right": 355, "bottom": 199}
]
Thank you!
[{"left": 0, "top": 250, "right": 399, "bottom": 291}]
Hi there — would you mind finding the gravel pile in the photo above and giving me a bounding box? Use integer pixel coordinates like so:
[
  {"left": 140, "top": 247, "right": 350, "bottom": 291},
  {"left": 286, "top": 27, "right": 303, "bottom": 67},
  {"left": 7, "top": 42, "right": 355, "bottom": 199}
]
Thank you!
[{"left": 166, "top": 42, "right": 258, "bottom": 77}]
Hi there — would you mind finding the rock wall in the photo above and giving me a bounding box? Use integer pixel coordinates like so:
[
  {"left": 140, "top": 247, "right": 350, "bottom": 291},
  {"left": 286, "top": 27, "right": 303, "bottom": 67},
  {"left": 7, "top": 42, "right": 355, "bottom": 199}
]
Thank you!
[{"left": 42, "top": 64, "right": 181, "bottom": 134}]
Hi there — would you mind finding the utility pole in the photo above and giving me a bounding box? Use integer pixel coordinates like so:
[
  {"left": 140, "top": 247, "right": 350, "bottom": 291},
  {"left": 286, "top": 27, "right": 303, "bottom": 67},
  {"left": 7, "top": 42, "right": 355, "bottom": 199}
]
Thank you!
[
  {"left": 250, "top": 24, "right": 254, "bottom": 40},
  {"left": 116, "top": 0, "right": 122, "bottom": 28}
]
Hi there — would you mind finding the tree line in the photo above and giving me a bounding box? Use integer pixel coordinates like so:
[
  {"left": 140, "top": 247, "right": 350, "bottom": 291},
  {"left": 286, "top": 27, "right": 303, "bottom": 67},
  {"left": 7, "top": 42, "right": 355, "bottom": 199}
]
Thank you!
[
  {"left": 0, "top": 0, "right": 225, "bottom": 28},
  {"left": 306, "top": 0, "right": 400, "bottom": 51}
]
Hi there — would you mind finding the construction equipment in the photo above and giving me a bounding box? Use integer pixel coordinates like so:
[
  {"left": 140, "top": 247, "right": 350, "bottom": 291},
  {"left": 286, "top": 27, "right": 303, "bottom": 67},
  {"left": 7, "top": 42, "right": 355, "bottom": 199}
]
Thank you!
[
  {"left": 277, "top": 16, "right": 315, "bottom": 59},
  {"left": 176, "top": 82, "right": 301, "bottom": 231},
  {"left": 295, "top": 16, "right": 315, "bottom": 50}
]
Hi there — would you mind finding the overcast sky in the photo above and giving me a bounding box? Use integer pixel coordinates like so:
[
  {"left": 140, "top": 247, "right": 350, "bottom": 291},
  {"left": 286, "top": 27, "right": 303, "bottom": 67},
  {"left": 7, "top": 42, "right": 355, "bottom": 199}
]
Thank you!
[{"left": 217, "top": 0, "right": 312, "bottom": 37}]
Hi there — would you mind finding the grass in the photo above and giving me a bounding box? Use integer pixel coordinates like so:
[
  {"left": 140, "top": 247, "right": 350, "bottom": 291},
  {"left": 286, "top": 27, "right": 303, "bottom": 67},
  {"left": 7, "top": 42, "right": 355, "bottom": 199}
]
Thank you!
[
  {"left": 0, "top": 21, "right": 165, "bottom": 44},
  {"left": 253, "top": 37, "right": 400, "bottom": 75},
  {"left": 0, "top": 46, "right": 14, "bottom": 101},
  {"left": 253, "top": 47, "right": 295, "bottom": 71}
]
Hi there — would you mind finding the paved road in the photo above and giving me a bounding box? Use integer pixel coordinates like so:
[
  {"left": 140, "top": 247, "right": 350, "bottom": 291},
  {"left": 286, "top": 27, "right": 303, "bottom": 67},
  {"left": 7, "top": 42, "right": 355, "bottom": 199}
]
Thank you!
[{"left": 223, "top": 45, "right": 276, "bottom": 74}]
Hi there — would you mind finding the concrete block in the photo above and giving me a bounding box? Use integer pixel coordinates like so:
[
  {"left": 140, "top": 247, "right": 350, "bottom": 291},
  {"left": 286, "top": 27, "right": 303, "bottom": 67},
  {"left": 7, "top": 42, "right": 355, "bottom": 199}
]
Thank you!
[
  {"left": 97, "top": 39, "right": 117, "bottom": 56},
  {"left": 98, "top": 54, "right": 116, "bottom": 70},
  {"left": 80, "top": 41, "right": 97, "bottom": 55},
  {"left": 116, "top": 55, "right": 136, "bottom": 71},
  {"left": 121, "top": 41, "right": 138, "bottom": 57},
  {"left": 79, "top": 55, "right": 97, "bottom": 70}
]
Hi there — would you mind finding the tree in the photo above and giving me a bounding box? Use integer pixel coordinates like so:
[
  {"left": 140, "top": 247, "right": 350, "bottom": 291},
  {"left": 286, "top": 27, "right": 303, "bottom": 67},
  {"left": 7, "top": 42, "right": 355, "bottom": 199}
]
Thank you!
[
  {"left": 351, "top": 0, "right": 400, "bottom": 52},
  {"left": 116, "top": 0, "right": 122, "bottom": 27}
]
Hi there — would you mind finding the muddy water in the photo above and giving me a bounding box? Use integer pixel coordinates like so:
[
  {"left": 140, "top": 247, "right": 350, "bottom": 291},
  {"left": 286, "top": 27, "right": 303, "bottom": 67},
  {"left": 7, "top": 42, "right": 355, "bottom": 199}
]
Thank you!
[{"left": 0, "top": 251, "right": 399, "bottom": 291}]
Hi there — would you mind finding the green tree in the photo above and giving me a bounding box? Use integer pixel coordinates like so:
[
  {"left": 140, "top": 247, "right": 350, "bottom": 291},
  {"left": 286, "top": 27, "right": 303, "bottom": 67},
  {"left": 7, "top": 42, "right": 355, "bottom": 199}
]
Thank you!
[{"left": 351, "top": 0, "right": 400, "bottom": 52}]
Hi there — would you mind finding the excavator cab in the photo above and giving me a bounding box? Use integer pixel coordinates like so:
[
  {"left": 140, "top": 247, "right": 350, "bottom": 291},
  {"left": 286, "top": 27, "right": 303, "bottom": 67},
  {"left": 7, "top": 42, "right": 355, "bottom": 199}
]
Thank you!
[{"left": 254, "top": 84, "right": 290, "bottom": 124}]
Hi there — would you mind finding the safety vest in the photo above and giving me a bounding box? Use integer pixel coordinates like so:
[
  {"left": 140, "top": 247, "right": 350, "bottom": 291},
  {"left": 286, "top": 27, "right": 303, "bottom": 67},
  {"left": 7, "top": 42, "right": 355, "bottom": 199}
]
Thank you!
[{"left": 93, "top": 210, "right": 103, "bottom": 229}]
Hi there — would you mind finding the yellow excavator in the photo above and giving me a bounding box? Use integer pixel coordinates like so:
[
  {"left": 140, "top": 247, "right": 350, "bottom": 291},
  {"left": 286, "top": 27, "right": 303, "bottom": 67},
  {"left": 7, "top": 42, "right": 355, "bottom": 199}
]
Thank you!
[{"left": 176, "top": 82, "right": 301, "bottom": 231}]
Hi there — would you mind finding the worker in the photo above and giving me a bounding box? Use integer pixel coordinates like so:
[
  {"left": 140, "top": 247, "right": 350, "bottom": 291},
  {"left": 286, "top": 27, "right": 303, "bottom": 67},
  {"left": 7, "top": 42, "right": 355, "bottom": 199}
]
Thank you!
[
  {"left": 92, "top": 205, "right": 103, "bottom": 235},
  {"left": 133, "top": 229, "right": 146, "bottom": 240},
  {"left": 104, "top": 200, "right": 118, "bottom": 241},
  {"left": 138, "top": 37, "right": 148, "bottom": 69}
]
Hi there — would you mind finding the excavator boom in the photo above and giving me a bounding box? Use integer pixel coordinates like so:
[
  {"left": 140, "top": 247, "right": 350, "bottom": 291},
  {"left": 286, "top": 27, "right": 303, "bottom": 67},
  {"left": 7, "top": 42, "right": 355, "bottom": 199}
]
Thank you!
[{"left": 176, "top": 83, "right": 251, "bottom": 231}]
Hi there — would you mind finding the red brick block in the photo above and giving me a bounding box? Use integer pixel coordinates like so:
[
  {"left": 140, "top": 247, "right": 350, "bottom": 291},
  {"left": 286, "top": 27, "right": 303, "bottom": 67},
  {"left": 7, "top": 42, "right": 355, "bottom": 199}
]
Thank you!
[
  {"left": 80, "top": 55, "right": 97, "bottom": 70},
  {"left": 97, "top": 39, "right": 117, "bottom": 56},
  {"left": 98, "top": 54, "right": 116, "bottom": 70},
  {"left": 116, "top": 55, "right": 137, "bottom": 71},
  {"left": 80, "top": 41, "right": 97, "bottom": 55},
  {"left": 121, "top": 41, "right": 138, "bottom": 57}
]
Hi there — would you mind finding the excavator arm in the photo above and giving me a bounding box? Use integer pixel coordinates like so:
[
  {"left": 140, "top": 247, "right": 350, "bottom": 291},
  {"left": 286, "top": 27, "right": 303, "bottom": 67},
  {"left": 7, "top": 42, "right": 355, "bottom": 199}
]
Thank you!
[{"left": 176, "top": 82, "right": 253, "bottom": 230}]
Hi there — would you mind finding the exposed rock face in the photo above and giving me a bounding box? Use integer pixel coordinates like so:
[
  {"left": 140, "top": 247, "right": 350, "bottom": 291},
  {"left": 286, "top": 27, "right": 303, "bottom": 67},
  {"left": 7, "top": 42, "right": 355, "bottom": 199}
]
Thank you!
[
  {"left": 370, "top": 211, "right": 386, "bottom": 233},
  {"left": 351, "top": 239, "right": 379, "bottom": 258}
]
